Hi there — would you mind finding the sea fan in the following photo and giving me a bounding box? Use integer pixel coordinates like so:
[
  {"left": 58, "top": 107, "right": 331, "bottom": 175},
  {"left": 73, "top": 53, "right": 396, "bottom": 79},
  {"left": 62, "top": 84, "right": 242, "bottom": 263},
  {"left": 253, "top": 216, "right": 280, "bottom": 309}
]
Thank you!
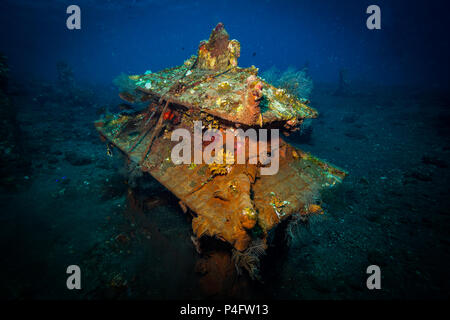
[
  {"left": 260, "top": 66, "right": 281, "bottom": 84},
  {"left": 231, "top": 238, "right": 267, "bottom": 281},
  {"left": 261, "top": 66, "right": 313, "bottom": 100},
  {"left": 113, "top": 73, "right": 137, "bottom": 93},
  {"left": 286, "top": 213, "right": 303, "bottom": 244},
  {"left": 286, "top": 186, "right": 322, "bottom": 245}
]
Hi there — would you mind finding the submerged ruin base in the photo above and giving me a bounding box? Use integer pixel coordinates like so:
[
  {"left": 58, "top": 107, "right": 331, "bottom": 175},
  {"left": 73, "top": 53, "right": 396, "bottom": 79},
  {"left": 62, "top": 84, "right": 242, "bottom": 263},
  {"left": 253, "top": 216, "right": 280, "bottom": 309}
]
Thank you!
[{"left": 95, "top": 23, "right": 346, "bottom": 279}]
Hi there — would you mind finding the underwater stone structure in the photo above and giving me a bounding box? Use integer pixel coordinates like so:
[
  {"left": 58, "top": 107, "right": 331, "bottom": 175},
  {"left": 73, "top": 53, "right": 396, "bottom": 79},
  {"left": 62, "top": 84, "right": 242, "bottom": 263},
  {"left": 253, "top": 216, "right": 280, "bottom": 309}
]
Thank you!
[{"left": 95, "top": 23, "right": 346, "bottom": 277}]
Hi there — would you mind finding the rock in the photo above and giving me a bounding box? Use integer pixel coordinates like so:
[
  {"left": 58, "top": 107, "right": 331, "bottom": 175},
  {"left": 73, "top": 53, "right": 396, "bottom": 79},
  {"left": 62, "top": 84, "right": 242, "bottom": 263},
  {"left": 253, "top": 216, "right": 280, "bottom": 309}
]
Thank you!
[
  {"left": 64, "top": 151, "right": 93, "bottom": 166},
  {"left": 344, "top": 130, "right": 367, "bottom": 140},
  {"left": 47, "top": 157, "right": 59, "bottom": 164},
  {"left": 421, "top": 155, "right": 448, "bottom": 168},
  {"left": 359, "top": 177, "right": 369, "bottom": 185},
  {"left": 406, "top": 170, "right": 433, "bottom": 182}
]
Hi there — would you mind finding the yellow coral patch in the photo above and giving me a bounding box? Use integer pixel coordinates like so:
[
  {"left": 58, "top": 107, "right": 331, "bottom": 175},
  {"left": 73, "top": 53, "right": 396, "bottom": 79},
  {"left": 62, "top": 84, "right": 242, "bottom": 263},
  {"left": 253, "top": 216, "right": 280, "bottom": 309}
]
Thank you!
[{"left": 308, "top": 204, "right": 323, "bottom": 214}]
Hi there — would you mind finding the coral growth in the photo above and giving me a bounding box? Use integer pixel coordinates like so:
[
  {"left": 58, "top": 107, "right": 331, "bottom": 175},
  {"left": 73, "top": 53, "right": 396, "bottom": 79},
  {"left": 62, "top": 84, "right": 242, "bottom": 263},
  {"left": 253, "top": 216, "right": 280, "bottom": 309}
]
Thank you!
[
  {"left": 285, "top": 213, "right": 304, "bottom": 244},
  {"left": 306, "top": 204, "right": 323, "bottom": 215},
  {"left": 243, "top": 75, "right": 263, "bottom": 125},
  {"left": 269, "top": 192, "right": 290, "bottom": 218},
  {"left": 208, "top": 163, "right": 229, "bottom": 176},
  {"left": 94, "top": 23, "right": 347, "bottom": 282},
  {"left": 262, "top": 65, "right": 313, "bottom": 99},
  {"left": 196, "top": 22, "right": 240, "bottom": 71},
  {"left": 208, "top": 149, "right": 234, "bottom": 176},
  {"left": 231, "top": 238, "right": 267, "bottom": 281},
  {"left": 113, "top": 72, "right": 138, "bottom": 93}
]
